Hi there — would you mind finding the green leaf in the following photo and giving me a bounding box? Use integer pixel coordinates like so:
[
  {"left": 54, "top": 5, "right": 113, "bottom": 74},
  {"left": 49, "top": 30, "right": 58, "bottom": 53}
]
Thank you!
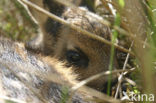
[{"left": 118, "top": 0, "right": 125, "bottom": 8}]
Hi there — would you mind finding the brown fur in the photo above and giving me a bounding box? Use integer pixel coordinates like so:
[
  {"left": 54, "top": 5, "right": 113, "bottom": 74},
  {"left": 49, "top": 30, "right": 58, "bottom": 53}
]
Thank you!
[
  {"left": 0, "top": 37, "right": 94, "bottom": 103},
  {"left": 27, "top": 0, "right": 118, "bottom": 91}
]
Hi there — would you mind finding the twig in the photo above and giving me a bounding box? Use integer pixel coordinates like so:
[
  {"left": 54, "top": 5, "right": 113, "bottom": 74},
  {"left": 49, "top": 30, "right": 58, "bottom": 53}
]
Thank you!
[
  {"left": 55, "top": 0, "right": 149, "bottom": 49},
  {"left": 100, "top": 0, "right": 115, "bottom": 15},
  {"left": 54, "top": 0, "right": 110, "bottom": 26},
  {"left": 16, "top": 0, "right": 38, "bottom": 24},
  {"left": 124, "top": 77, "right": 136, "bottom": 86},
  {"left": 79, "top": 86, "right": 122, "bottom": 103},
  {"left": 115, "top": 41, "right": 134, "bottom": 99},
  {"left": 19, "top": 0, "right": 134, "bottom": 56},
  {"left": 71, "top": 68, "right": 135, "bottom": 91}
]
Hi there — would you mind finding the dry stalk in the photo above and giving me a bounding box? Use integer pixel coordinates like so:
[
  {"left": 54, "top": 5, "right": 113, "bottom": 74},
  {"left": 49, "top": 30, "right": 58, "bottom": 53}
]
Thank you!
[
  {"left": 0, "top": 58, "right": 121, "bottom": 103},
  {"left": 55, "top": 0, "right": 149, "bottom": 48},
  {"left": 19, "top": 0, "right": 135, "bottom": 56},
  {"left": 100, "top": 0, "right": 115, "bottom": 15},
  {"left": 71, "top": 68, "right": 135, "bottom": 91},
  {"left": 112, "top": 0, "right": 156, "bottom": 95},
  {"left": 115, "top": 41, "right": 134, "bottom": 98},
  {"left": 124, "top": 77, "right": 136, "bottom": 86}
]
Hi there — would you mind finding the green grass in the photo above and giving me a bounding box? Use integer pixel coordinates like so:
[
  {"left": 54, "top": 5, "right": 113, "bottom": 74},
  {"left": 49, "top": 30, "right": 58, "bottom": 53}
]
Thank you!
[{"left": 0, "top": 0, "right": 37, "bottom": 41}]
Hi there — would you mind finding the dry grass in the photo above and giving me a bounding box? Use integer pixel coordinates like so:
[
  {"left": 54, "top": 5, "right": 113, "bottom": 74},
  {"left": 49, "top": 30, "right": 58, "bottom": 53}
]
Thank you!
[{"left": 0, "top": 0, "right": 156, "bottom": 102}]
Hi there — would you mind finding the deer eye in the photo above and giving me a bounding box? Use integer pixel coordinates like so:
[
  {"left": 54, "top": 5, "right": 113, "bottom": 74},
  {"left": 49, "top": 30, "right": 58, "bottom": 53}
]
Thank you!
[
  {"left": 66, "top": 51, "right": 80, "bottom": 63},
  {"left": 66, "top": 49, "right": 89, "bottom": 68}
]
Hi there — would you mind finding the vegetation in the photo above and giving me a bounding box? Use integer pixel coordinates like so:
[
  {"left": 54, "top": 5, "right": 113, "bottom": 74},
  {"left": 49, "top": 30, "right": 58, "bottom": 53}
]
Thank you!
[
  {"left": 0, "top": 0, "right": 156, "bottom": 102},
  {"left": 0, "top": 0, "right": 37, "bottom": 41}
]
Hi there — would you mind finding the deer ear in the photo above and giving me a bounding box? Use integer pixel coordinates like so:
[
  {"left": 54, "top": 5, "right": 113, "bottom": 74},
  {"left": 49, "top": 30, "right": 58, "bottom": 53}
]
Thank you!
[
  {"left": 43, "top": 0, "right": 65, "bottom": 16},
  {"left": 26, "top": 0, "right": 66, "bottom": 53}
]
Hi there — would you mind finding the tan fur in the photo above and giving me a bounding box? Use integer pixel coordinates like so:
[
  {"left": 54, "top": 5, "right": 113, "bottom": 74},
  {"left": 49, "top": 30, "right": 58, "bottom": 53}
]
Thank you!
[
  {"left": 0, "top": 37, "right": 93, "bottom": 103},
  {"left": 27, "top": 0, "right": 118, "bottom": 91}
]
